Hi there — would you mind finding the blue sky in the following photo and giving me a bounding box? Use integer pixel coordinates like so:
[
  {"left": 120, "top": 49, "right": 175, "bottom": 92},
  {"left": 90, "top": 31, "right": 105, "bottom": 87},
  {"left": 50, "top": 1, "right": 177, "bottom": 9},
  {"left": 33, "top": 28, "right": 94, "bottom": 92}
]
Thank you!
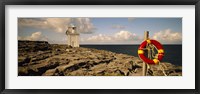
[{"left": 18, "top": 17, "right": 182, "bottom": 44}]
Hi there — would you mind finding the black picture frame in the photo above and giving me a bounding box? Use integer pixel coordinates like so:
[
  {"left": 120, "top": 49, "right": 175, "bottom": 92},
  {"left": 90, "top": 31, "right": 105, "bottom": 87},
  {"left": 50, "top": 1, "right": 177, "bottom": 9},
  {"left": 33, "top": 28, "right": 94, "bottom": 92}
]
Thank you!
[{"left": 0, "top": 0, "right": 199, "bottom": 94}]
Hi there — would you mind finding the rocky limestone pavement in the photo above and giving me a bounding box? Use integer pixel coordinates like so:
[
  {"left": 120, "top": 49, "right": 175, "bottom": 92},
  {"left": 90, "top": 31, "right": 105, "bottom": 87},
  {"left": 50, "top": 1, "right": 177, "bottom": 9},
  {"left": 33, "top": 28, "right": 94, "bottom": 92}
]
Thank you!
[{"left": 18, "top": 41, "right": 182, "bottom": 76}]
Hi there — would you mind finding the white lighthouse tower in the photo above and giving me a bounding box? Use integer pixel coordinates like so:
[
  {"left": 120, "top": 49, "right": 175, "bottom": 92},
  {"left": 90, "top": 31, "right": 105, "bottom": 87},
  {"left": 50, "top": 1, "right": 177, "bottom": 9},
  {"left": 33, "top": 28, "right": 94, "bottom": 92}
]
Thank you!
[{"left": 66, "top": 24, "right": 80, "bottom": 47}]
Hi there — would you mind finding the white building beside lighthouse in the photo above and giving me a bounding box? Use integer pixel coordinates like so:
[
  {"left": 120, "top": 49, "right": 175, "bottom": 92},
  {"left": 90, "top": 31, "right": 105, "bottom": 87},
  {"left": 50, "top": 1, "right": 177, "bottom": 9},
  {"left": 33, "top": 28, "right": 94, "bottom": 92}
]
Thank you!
[{"left": 66, "top": 24, "right": 80, "bottom": 47}]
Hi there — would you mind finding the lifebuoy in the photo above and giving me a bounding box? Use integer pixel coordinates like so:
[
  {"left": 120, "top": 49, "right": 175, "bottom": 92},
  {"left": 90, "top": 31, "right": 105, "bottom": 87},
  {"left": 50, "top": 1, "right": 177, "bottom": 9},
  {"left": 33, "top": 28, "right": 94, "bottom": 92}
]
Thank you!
[{"left": 138, "top": 39, "right": 164, "bottom": 64}]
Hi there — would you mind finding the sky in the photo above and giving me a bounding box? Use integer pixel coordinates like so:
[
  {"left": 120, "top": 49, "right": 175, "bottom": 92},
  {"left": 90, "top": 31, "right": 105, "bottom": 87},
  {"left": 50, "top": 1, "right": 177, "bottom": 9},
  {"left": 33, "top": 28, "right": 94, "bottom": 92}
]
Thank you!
[{"left": 18, "top": 17, "right": 182, "bottom": 44}]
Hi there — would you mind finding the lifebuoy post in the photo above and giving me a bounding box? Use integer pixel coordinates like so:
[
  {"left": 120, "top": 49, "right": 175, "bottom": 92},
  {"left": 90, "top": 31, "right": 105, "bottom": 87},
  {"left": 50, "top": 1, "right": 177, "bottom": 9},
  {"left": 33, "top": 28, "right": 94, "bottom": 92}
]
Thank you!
[
  {"left": 139, "top": 31, "right": 165, "bottom": 76},
  {"left": 142, "top": 31, "right": 149, "bottom": 76}
]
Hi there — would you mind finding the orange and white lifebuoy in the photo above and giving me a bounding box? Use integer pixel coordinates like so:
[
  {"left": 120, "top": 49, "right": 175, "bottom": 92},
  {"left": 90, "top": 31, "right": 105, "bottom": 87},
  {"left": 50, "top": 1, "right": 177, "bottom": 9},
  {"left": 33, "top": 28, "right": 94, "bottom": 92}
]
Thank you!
[{"left": 138, "top": 39, "right": 164, "bottom": 64}]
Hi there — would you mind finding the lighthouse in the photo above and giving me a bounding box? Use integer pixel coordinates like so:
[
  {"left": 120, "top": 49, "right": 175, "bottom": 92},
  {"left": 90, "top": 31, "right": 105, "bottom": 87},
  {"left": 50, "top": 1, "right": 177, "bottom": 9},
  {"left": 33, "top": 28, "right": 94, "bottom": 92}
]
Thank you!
[{"left": 66, "top": 24, "right": 80, "bottom": 47}]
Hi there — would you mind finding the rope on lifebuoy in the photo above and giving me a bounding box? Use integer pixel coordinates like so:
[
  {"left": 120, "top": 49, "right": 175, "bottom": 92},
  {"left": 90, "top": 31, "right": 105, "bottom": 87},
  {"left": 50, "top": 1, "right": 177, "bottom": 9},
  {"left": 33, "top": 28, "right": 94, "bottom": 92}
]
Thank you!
[{"left": 138, "top": 39, "right": 164, "bottom": 64}]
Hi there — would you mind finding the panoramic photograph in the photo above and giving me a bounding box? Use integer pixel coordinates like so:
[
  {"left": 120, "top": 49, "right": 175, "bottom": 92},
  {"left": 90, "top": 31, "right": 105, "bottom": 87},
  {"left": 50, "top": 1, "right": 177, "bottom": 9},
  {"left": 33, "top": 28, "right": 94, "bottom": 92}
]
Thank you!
[{"left": 18, "top": 17, "right": 182, "bottom": 76}]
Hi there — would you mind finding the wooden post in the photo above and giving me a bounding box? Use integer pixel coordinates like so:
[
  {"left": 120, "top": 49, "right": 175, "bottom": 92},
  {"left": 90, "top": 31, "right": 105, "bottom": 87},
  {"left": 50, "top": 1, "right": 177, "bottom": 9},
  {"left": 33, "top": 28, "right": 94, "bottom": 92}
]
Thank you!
[{"left": 142, "top": 31, "right": 149, "bottom": 76}]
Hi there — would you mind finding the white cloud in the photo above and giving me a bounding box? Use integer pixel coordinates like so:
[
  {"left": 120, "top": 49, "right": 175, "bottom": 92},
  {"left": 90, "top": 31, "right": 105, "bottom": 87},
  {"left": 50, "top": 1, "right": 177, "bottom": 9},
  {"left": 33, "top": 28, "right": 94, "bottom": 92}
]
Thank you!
[
  {"left": 45, "top": 18, "right": 71, "bottom": 33},
  {"left": 83, "top": 30, "right": 141, "bottom": 43},
  {"left": 152, "top": 29, "right": 182, "bottom": 44},
  {"left": 18, "top": 18, "right": 96, "bottom": 33},
  {"left": 114, "top": 31, "right": 140, "bottom": 41},
  {"left": 86, "top": 34, "right": 113, "bottom": 42},
  {"left": 18, "top": 31, "right": 48, "bottom": 41},
  {"left": 72, "top": 18, "right": 96, "bottom": 34}
]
